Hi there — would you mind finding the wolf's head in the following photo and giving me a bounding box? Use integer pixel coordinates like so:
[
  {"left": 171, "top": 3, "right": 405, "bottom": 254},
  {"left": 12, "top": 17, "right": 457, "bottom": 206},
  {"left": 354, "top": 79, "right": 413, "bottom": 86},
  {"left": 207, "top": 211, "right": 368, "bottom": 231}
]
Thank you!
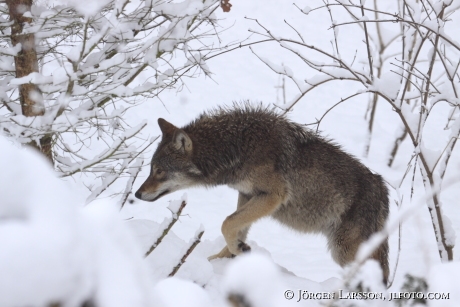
[{"left": 134, "top": 118, "right": 202, "bottom": 202}]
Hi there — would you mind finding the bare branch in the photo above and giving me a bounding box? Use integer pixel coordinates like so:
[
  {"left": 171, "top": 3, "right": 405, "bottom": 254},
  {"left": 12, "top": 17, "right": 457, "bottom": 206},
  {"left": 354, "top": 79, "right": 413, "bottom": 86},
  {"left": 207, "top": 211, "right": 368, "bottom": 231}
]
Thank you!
[
  {"left": 169, "top": 229, "right": 205, "bottom": 277},
  {"left": 145, "top": 200, "right": 187, "bottom": 258}
]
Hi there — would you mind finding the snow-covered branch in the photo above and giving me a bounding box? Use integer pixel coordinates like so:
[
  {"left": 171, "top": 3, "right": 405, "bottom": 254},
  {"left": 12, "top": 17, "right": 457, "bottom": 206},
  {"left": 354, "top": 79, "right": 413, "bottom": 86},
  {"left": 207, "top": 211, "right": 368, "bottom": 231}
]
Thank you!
[{"left": 0, "top": 0, "right": 227, "bottom": 202}]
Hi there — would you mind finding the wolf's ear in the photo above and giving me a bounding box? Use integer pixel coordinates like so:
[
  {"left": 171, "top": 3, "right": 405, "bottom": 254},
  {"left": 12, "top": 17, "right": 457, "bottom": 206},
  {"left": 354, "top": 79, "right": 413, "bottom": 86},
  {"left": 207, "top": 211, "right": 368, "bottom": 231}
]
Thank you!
[
  {"left": 158, "top": 118, "right": 177, "bottom": 137},
  {"left": 173, "top": 130, "right": 193, "bottom": 154}
]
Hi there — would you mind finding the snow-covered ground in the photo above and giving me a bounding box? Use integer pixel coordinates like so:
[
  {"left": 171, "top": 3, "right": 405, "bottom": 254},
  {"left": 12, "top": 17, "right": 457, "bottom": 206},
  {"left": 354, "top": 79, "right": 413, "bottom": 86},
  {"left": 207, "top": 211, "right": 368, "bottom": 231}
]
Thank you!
[{"left": 2, "top": 0, "right": 460, "bottom": 306}]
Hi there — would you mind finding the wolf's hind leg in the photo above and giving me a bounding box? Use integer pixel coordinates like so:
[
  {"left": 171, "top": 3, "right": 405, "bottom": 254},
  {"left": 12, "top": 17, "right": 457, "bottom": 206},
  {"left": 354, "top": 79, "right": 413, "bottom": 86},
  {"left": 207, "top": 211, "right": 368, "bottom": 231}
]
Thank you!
[
  {"left": 329, "top": 221, "right": 389, "bottom": 284},
  {"left": 208, "top": 193, "right": 251, "bottom": 260}
]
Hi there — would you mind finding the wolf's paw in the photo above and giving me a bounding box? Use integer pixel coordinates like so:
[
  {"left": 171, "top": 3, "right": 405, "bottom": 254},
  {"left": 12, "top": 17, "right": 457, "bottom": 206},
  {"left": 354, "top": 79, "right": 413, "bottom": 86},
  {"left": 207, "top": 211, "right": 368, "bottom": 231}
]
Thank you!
[
  {"left": 208, "top": 246, "right": 234, "bottom": 261},
  {"left": 237, "top": 240, "right": 251, "bottom": 253},
  {"left": 228, "top": 240, "right": 251, "bottom": 256},
  {"left": 207, "top": 241, "right": 251, "bottom": 261}
]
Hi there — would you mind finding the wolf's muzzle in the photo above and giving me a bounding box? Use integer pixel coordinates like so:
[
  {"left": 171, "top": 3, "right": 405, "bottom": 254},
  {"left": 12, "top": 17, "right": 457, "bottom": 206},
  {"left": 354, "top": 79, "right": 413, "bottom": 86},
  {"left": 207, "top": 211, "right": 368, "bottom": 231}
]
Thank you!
[{"left": 135, "top": 189, "right": 170, "bottom": 202}]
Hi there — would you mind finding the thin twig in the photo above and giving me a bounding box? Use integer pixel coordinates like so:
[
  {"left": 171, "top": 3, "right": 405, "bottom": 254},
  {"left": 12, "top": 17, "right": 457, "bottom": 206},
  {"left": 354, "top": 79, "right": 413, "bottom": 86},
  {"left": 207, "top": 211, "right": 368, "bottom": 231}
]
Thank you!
[
  {"left": 361, "top": 3, "right": 374, "bottom": 81},
  {"left": 387, "top": 197, "right": 403, "bottom": 288},
  {"left": 118, "top": 159, "right": 144, "bottom": 210},
  {"left": 145, "top": 200, "right": 187, "bottom": 257},
  {"left": 169, "top": 230, "right": 205, "bottom": 277}
]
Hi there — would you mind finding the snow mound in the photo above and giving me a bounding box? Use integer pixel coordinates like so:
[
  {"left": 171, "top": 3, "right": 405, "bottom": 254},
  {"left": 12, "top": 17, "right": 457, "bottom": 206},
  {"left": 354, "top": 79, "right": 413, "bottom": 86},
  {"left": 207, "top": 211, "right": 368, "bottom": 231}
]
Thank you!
[
  {"left": 429, "top": 261, "right": 460, "bottom": 306},
  {"left": 222, "top": 253, "right": 291, "bottom": 307},
  {"left": 152, "top": 277, "right": 212, "bottom": 307},
  {"left": 0, "top": 136, "right": 152, "bottom": 307}
]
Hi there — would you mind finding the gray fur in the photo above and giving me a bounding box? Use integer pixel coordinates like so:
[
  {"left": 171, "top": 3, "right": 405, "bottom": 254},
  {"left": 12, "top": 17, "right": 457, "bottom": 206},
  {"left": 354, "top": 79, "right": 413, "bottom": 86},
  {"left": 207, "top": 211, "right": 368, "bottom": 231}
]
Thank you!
[{"left": 135, "top": 105, "right": 389, "bottom": 283}]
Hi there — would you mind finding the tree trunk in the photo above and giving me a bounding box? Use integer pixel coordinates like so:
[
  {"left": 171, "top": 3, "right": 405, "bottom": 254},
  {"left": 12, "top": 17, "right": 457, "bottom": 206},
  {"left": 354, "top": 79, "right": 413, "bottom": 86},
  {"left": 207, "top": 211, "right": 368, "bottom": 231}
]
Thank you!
[{"left": 7, "top": 0, "right": 53, "bottom": 164}]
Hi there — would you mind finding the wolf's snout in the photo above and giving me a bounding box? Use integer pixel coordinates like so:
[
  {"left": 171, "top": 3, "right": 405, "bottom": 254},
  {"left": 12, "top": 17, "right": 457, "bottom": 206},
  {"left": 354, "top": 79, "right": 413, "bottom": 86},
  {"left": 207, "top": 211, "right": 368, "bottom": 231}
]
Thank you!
[{"left": 134, "top": 190, "right": 142, "bottom": 199}]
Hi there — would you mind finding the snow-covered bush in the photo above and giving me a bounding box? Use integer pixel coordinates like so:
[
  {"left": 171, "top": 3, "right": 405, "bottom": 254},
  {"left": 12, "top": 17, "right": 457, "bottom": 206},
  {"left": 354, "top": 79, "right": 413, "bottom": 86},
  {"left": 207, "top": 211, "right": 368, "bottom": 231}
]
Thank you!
[{"left": 0, "top": 0, "right": 225, "bottom": 205}]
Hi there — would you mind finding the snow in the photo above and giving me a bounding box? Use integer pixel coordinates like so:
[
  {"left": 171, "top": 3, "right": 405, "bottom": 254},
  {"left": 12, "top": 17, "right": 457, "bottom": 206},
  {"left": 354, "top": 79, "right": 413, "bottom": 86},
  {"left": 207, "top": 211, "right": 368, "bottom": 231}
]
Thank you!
[
  {"left": 405, "top": 0, "right": 421, "bottom": 23},
  {"left": 0, "top": 136, "right": 153, "bottom": 307},
  {"left": 151, "top": 277, "right": 212, "bottom": 307},
  {"left": 369, "top": 72, "right": 401, "bottom": 101},
  {"left": 421, "top": 140, "right": 442, "bottom": 172},
  {"left": 52, "top": 65, "right": 74, "bottom": 85},
  {"left": 222, "top": 253, "right": 290, "bottom": 307},
  {"left": 10, "top": 72, "right": 53, "bottom": 85},
  {"left": 441, "top": 212, "right": 456, "bottom": 247},
  {"left": 428, "top": 261, "right": 460, "bottom": 306},
  {"left": 168, "top": 193, "right": 187, "bottom": 213},
  {"left": 400, "top": 100, "right": 420, "bottom": 136},
  {"left": 60, "top": 0, "right": 112, "bottom": 17}
]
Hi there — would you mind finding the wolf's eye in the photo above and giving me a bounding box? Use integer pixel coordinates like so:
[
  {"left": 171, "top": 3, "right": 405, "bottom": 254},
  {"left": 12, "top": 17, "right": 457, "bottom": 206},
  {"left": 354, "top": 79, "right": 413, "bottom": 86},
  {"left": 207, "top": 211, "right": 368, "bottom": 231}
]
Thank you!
[{"left": 156, "top": 169, "right": 165, "bottom": 176}]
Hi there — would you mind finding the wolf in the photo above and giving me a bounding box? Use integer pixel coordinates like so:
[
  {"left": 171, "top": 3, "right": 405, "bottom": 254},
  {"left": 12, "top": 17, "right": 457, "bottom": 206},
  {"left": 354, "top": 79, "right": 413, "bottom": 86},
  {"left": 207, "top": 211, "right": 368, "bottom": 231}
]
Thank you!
[{"left": 135, "top": 106, "right": 389, "bottom": 283}]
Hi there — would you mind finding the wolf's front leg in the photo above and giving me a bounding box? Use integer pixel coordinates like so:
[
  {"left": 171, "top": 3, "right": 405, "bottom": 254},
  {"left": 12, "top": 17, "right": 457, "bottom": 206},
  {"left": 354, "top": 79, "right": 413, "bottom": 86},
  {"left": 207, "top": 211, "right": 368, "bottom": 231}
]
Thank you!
[
  {"left": 208, "top": 192, "right": 251, "bottom": 260},
  {"left": 219, "top": 191, "right": 285, "bottom": 257}
]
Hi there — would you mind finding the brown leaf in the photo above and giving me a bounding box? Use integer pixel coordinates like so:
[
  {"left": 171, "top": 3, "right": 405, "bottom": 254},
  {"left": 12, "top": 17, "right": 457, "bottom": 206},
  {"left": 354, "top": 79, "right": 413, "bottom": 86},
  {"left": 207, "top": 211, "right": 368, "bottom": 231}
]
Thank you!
[{"left": 221, "top": 0, "right": 232, "bottom": 12}]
